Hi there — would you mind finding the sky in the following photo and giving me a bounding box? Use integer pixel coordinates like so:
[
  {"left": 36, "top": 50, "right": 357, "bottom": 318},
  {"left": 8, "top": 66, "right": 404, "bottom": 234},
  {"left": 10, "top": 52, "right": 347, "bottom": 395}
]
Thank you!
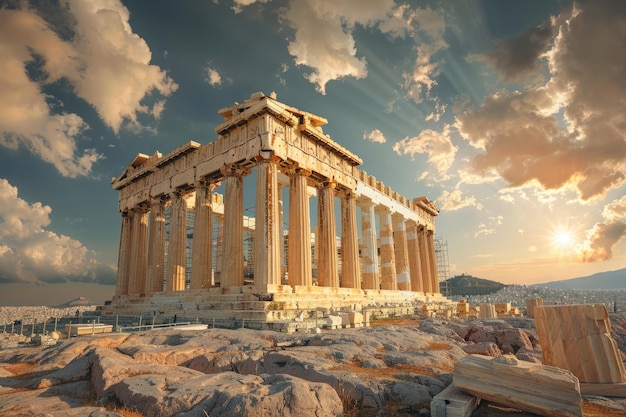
[{"left": 0, "top": 0, "right": 625, "bottom": 306}]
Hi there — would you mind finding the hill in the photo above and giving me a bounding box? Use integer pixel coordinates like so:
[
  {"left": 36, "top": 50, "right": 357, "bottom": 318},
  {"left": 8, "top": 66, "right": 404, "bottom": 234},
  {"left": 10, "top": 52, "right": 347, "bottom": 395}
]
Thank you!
[
  {"left": 446, "top": 274, "right": 506, "bottom": 296},
  {"left": 53, "top": 296, "right": 97, "bottom": 308},
  {"left": 532, "top": 267, "right": 626, "bottom": 290}
]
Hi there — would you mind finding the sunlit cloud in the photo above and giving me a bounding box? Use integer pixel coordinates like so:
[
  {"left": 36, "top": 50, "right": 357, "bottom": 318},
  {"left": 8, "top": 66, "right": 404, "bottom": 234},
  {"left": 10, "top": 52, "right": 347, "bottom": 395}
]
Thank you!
[
  {"left": 393, "top": 124, "right": 457, "bottom": 178},
  {"left": 456, "top": 1, "right": 626, "bottom": 202},
  {"left": 0, "top": 1, "right": 177, "bottom": 177},
  {"left": 204, "top": 66, "right": 222, "bottom": 86},
  {"left": 436, "top": 189, "right": 482, "bottom": 212},
  {"left": 578, "top": 195, "right": 626, "bottom": 263},
  {"left": 363, "top": 129, "right": 387, "bottom": 144},
  {"left": 0, "top": 179, "right": 115, "bottom": 285}
]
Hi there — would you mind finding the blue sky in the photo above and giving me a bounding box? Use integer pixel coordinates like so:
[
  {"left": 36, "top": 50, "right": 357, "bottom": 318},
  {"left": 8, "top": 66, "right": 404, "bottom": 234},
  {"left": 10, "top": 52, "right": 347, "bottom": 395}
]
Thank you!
[{"left": 1, "top": 0, "right": 625, "bottom": 306}]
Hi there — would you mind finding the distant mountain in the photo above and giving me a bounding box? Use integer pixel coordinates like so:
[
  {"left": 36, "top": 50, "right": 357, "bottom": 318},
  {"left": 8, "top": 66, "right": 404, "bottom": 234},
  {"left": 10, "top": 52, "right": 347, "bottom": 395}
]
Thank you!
[
  {"left": 54, "top": 296, "right": 96, "bottom": 308},
  {"left": 532, "top": 268, "right": 626, "bottom": 290},
  {"left": 445, "top": 274, "right": 506, "bottom": 296}
]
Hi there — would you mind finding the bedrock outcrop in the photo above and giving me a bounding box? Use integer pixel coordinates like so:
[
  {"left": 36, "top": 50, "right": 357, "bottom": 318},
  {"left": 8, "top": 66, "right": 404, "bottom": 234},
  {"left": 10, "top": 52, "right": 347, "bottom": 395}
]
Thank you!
[{"left": 1, "top": 317, "right": 625, "bottom": 417}]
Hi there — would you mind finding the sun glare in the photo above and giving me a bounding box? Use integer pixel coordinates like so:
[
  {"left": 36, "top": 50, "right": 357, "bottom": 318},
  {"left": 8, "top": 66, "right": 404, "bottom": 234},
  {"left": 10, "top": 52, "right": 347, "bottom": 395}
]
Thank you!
[{"left": 555, "top": 231, "right": 573, "bottom": 246}]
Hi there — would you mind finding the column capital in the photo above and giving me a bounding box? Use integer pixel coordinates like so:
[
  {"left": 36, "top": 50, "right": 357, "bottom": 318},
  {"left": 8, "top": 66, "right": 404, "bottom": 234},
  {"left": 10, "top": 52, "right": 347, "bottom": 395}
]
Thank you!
[
  {"left": 338, "top": 189, "right": 357, "bottom": 200},
  {"left": 318, "top": 178, "right": 338, "bottom": 190},
  {"left": 220, "top": 163, "right": 250, "bottom": 178},
  {"left": 285, "top": 165, "right": 312, "bottom": 178}
]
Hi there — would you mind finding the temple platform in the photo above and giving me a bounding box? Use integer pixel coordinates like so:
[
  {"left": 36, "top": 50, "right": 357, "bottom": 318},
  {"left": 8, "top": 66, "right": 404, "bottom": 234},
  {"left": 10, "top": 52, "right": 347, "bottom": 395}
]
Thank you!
[{"left": 97, "top": 286, "right": 452, "bottom": 333}]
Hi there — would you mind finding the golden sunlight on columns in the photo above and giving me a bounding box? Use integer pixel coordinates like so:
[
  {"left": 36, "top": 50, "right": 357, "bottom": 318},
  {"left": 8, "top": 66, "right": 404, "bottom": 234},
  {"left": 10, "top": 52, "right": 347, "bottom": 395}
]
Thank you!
[
  {"left": 340, "top": 191, "right": 360, "bottom": 289},
  {"left": 129, "top": 206, "right": 148, "bottom": 294},
  {"left": 221, "top": 164, "right": 248, "bottom": 288},
  {"left": 427, "top": 230, "right": 439, "bottom": 293},
  {"left": 116, "top": 212, "right": 132, "bottom": 296},
  {"left": 190, "top": 181, "right": 216, "bottom": 289},
  {"left": 146, "top": 198, "right": 166, "bottom": 294},
  {"left": 359, "top": 201, "right": 380, "bottom": 290},
  {"left": 167, "top": 191, "right": 188, "bottom": 291},
  {"left": 287, "top": 168, "right": 312, "bottom": 287},
  {"left": 254, "top": 156, "right": 282, "bottom": 287},
  {"left": 317, "top": 179, "right": 338, "bottom": 288},
  {"left": 378, "top": 207, "right": 397, "bottom": 290},
  {"left": 392, "top": 213, "right": 411, "bottom": 291},
  {"left": 406, "top": 220, "right": 424, "bottom": 293},
  {"left": 418, "top": 225, "right": 432, "bottom": 294}
]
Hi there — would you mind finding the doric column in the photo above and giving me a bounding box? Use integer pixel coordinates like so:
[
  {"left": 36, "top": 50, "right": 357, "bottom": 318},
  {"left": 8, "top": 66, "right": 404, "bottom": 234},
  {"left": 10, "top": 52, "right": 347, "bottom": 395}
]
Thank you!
[
  {"left": 340, "top": 191, "right": 360, "bottom": 289},
  {"left": 253, "top": 155, "right": 282, "bottom": 287},
  {"left": 146, "top": 198, "right": 166, "bottom": 294},
  {"left": 287, "top": 168, "right": 312, "bottom": 287},
  {"left": 406, "top": 220, "right": 424, "bottom": 293},
  {"left": 116, "top": 211, "right": 132, "bottom": 296},
  {"left": 418, "top": 225, "right": 432, "bottom": 293},
  {"left": 166, "top": 191, "right": 188, "bottom": 292},
  {"left": 392, "top": 213, "right": 410, "bottom": 291},
  {"left": 214, "top": 213, "right": 224, "bottom": 286},
  {"left": 427, "top": 230, "right": 440, "bottom": 294},
  {"left": 317, "top": 179, "right": 338, "bottom": 288},
  {"left": 129, "top": 205, "right": 149, "bottom": 294},
  {"left": 220, "top": 163, "right": 249, "bottom": 288},
  {"left": 190, "top": 180, "right": 216, "bottom": 289},
  {"left": 378, "top": 207, "right": 397, "bottom": 290},
  {"left": 359, "top": 201, "right": 380, "bottom": 290}
]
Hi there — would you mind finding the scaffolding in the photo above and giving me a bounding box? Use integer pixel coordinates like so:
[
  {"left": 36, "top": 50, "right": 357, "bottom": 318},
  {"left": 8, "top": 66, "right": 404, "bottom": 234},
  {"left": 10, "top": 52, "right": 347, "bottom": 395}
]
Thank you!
[{"left": 435, "top": 237, "right": 451, "bottom": 297}]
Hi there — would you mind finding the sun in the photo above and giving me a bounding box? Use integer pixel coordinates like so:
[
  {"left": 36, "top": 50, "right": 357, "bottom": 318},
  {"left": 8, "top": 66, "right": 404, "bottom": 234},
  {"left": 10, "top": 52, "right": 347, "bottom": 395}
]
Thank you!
[{"left": 555, "top": 231, "right": 573, "bottom": 247}]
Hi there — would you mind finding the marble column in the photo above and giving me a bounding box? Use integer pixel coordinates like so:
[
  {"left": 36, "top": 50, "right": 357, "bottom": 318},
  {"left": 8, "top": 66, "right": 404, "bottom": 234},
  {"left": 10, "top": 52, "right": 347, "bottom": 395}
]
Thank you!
[
  {"left": 341, "top": 191, "right": 360, "bottom": 289},
  {"left": 418, "top": 225, "right": 432, "bottom": 294},
  {"left": 253, "top": 156, "right": 281, "bottom": 287},
  {"left": 317, "top": 179, "right": 338, "bottom": 288},
  {"left": 166, "top": 191, "right": 188, "bottom": 292},
  {"left": 360, "top": 201, "right": 380, "bottom": 290},
  {"left": 406, "top": 220, "right": 424, "bottom": 293},
  {"left": 146, "top": 198, "right": 166, "bottom": 294},
  {"left": 190, "top": 181, "right": 215, "bottom": 289},
  {"left": 214, "top": 214, "right": 224, "bottom": 286},
  {"left": 392, "top": 213, "right": 411, "bottom": 291},
  {"left": 287, "top": 168, "right": 312, "bottom": 287},
  {"left": 116, "top": 211, "right": 132, "bottom": 296},
  {"left": 427, "top": 230, "right": 440, "bottom": 294},
  {"left": 378, "top": 207, "right": 397, "bottom": 290},
  {"left": 220, "top": 164, "right": 248, "bottom": 288},
  {"left": 129, "top": 206, "right": 149, "bottom": 294}
]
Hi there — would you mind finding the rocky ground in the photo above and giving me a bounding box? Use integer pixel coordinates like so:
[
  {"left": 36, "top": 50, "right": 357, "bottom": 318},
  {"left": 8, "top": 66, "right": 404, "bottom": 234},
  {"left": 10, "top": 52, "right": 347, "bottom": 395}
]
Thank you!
[{"left": 1, "top": 315, "right": 626, "bottom": 417}]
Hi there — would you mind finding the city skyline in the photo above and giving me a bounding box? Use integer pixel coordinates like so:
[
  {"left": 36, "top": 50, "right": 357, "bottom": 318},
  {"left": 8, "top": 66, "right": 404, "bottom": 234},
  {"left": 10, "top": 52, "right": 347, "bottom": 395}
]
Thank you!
[{"left": 0, "top": 0, "right": 625, "bottom": 306}]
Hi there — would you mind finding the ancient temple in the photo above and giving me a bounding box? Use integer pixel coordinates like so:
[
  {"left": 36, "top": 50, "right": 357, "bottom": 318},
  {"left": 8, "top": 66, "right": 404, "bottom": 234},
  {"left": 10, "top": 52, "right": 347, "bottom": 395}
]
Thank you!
[{"left": 101, "top": 92, "right": 446, "bottom": 330}]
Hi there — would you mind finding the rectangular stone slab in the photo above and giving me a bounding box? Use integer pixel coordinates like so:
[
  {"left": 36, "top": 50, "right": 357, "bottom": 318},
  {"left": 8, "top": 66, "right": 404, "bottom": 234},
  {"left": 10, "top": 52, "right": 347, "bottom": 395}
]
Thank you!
[
  {"left": 454, "top": 354, "right": 582, "bottom": 417},
  {"left": 431, "top": 384, "right": 479, "bottom": 417}
]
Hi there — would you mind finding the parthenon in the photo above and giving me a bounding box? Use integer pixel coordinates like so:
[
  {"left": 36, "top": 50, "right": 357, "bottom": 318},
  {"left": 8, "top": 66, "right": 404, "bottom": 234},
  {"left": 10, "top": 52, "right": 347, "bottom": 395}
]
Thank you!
[{"left": 101, "top": 92, "right": 447, "bottom": 330}]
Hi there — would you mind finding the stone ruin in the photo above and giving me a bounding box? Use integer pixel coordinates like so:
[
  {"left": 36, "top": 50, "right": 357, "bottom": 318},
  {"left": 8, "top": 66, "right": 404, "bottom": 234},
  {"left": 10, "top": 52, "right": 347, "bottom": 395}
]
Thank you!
[{"left": 100, "top": 92, "right": 449, "bottom": 331}]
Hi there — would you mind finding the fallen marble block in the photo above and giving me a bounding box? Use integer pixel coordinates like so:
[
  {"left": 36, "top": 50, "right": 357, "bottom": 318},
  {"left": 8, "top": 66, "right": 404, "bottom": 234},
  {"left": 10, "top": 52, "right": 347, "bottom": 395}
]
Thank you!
[
  {"left": 431, "top": 384, "right": 479, "bottom": 417},
  {"left": 534, "top": 304, "right": 626, "bottom": 384},
  {"left": 453, "top": 354, "right": 582, "bottom": 417}
]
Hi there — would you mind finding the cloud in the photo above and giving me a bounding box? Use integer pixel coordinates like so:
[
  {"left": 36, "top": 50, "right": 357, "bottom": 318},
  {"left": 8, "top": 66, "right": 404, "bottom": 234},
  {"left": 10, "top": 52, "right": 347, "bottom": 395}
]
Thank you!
[
  {"left": 363, "top": 129, "right": 387, "bottom": 144},
  {"left": 0, "top": 1, "right": 177, "bottom": 177},
  {"left": 456, "top": 1, "right": 626, "bottom": 201},
  {"left": 578, "top": 195, "right": 626, "bottom": 262},
  {"left": 481, "top": 19, "right": 555, "bottom": 82},
  {"left": 392, "top": 124, "right": 457, "bottom": 178},
  {"left": 204, "top": 66, "right": 222, "bottom": 86},
  {"left": 0, "top": 178, "right": 115, "bottom": 285},
  {"left": 232, "top": 0, "right": 272, "bottom": 14},
  {"left": 436, "top": 189, "right": 482, "bottom": 212}
]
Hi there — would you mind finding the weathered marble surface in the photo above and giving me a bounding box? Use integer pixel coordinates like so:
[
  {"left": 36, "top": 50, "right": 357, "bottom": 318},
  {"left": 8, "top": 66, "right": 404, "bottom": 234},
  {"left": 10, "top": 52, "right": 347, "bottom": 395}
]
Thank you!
[{"left": 535, "top": 304, "right": 626, "bottom": 383}]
